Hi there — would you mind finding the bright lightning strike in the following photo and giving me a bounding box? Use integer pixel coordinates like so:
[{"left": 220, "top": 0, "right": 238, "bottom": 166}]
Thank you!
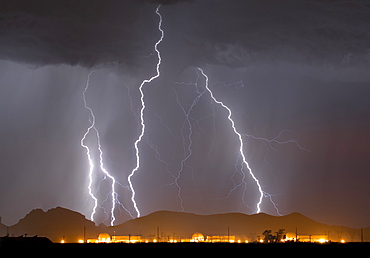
[
  {"left": 81, "top": 70, "right": 120, "bottom": 226},
  {"left": 81, "top": 70, "right": 98, "bottom": 222},
  {"left": 127, "top": 5, "right": 164, "bottom": 218},
  {"left": 95, "top": 129, "right": 117, "bottom": 226},
  {"left": 197, "top": 67, "right": 264, "bottom": 213}
]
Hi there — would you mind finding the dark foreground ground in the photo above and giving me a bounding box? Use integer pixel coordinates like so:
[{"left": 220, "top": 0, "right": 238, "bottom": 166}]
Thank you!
[{"left": 1, "top": 242, "right": 369, "bottom": 254}]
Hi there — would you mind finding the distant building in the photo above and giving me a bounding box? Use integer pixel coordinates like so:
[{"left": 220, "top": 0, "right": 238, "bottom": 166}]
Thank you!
[
  {"left": 98, "top": 233, "right": 111, "bottom": 243},
  {"left": 285, "top": 232, "right": 328, "bottom": 243},
  {"left": 113, "top": 235, "right": 142, "bottom": 243},
  {"left": 87, "top": 233, "right": 142, "bottom": 243},
  {"left": 87, "top": 232, "right": 239, "bottom": 244},
  {"left": 191, "top": 233, "right": 205, "bottom": 242},
  {"left": 87, "top": 233, "right": 111, "bottom": 243},
  {"left": 206, "top": 235, "right": 236, "bottom": 243},
  {"left": 185, "top": 233, "right": 237, "bottom": 243}
]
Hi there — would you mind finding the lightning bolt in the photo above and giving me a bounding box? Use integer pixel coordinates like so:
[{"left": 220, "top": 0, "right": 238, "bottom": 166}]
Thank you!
[
  {"left": 197, "top": 69, "right": 309, "bottom": 215},
  {"left": 172, "top": 80, "right": 206, "bottom": 211},
  {"left": 81, "top": 70, "right": 126, "bottom": 226},
  {"left": 81, "top": 70, "right": 99, "bottom": 222},
  {"left": 160, "top": 68, "right": 308, "bottom": 215},
  {"left": 127, "top": 5, "right": 164, "bottom": 218},
  {"left": 95, "top": 129, "right": 117, "bottom": 225},
  {"left": 197, "top": 67, "right": 264, "bottom": 213},
  {"left": 80, "top": 5, "right": 309, "bottom": 221},
  {"left": 242, "top": 129, "right": 310, "bottom": 153}
]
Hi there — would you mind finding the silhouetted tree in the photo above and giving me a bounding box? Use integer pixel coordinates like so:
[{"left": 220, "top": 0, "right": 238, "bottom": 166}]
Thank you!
[
  {"left": 262, "top": 229, "right": 286, "bottom": 243},
  {"left": 275, "top": 229, "right": 286, "bottom": 242},
  {"left": 262, "top": 230, "right": 275, "bottom": 243}
]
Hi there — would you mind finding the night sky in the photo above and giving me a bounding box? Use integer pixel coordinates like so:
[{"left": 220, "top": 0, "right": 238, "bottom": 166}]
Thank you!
[{"left": 0, "top": 0, "right": 369, "bottom": 228}]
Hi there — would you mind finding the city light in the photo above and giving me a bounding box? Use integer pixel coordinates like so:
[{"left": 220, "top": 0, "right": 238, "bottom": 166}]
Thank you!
[
  {"left": 66, "top": 231, "right": 350, "bottom": 244},
  {"left": 317, "top": 238, "right": 328, "bottom": 244},
  {"left": 84, "top": 232, "right": 256, "bottom": 244}
]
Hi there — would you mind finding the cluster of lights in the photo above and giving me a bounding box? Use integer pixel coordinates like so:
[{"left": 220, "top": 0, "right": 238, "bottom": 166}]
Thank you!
[
  {"left": 60, "top": 239, "right": 84, "bottom": 244},
  {"left": 317, "top": 238, "right": 329, "bottom": 244},
  {"left": 60, "top": 238, "right": 347, "bottom": 244},
  {"left": 60, "top": 236, "right": 249, "bottom": 244},
  {"left": 59, "top": 231, "right": 347, "bottom": 244}
]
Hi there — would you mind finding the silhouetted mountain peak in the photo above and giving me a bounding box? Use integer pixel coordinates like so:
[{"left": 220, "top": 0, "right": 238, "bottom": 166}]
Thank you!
[
  {"left": 8, "top": 206, "right": 103, "bottom": 242},
  {"left": 16, "top": 207, "right": 87, "bottom": 226}
]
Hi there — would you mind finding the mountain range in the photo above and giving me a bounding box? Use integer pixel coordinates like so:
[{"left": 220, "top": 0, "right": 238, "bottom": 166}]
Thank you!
[{"left": 0, "top": 207, "right": 368, "bottom": 243}]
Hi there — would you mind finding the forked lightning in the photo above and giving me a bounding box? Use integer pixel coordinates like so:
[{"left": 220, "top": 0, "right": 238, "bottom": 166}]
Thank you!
[{"left": 127, "top": 5, "right": 164, "bottom": 218}]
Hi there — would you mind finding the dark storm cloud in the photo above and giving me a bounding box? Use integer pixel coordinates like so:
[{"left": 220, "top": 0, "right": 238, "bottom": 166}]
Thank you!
[
  {"left": 149, "top": 0, "right": 194, "bottom": 4},
  {"left": 0, "top": 0, "right": 162, "bottom": 68},
  {"left": 0, "top": 0, "right": 369, "bottom": 70},
  {"left": 161, "top": 0, "right": 370, "bottom": 71}
]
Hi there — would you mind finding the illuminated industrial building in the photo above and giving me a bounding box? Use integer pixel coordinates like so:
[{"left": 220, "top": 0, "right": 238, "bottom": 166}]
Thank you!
[
  {"left": 87, "top": 233, "right": 111, "bottom": 243},
  {"left": 86, "top": 232, "right": 239, "bottom": 244},
  {"left": 190, "top": 233, "right": 205, "bottom": 242},
  {"left": 112, "top": 235, "right": 142, "bottom": 243},
  {"left": 206, "top": 235, "right": 236, "bottom": 243},
  {"left": 185, "top": 232, "right": 236, "bottom": 243},
  {"left": 87, "top": 233, "right": 142, "bottom": 243},
  {"left": 285, "top": 232, "right": 329, "bottom": 243},
  {"left": 63, "top": 229, "right": 349, "bottom": 244}
]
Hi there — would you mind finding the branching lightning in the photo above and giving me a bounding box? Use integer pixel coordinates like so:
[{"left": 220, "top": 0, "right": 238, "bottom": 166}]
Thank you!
[
  {"left": 81, "top": 70, "right": 134, "bottom": 225},
  {"left": 81, "top": 70, "right": 99, "bottom": 222},
  {"left": 168, "top": 70, "right": 308, "bottom": 214},
  {"left": 197, "top": 67, "right": 264, "bottom": 213},
  {"left": 168, "top": 68, "right": 309, "bottom": 215},
  {"left": 242, "top": 129, "right": 310, "bottom": 153},
  {"left": 127, "top": 5, "right": 164, "bottom": 218},
  {"left": 171, "top": 78, "right": 206, "bottom": 211},
  {"left": 95, "top": 129, "right": 117, "bottom": 225},
  {"left": 80, "top": 5, "right": 309, "bottom": 221}
]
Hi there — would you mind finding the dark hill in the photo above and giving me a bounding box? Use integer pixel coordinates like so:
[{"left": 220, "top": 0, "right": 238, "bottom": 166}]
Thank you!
[
  {"left": 8, "top": 207, "right": 105, "bottom": 243},
  {"left": 109, "top": 210, "right": 361, "bottom": 242},
  {"left": 3, "top": 208, "right": 368, "bottom": 243}
]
